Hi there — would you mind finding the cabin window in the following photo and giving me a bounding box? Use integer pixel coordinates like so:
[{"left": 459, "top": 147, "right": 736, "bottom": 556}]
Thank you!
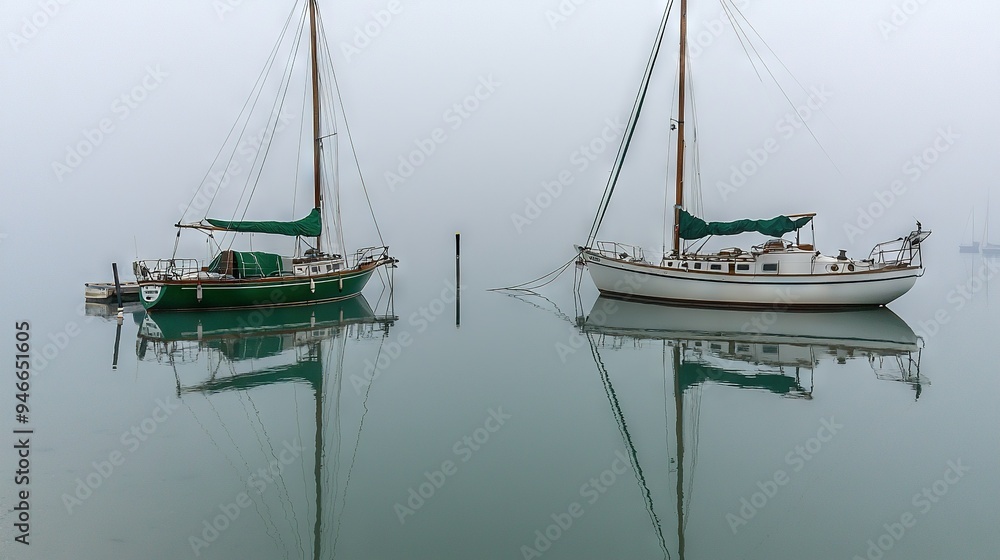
[
  {"left": 737, "top": 264, "right": 750, "bottom": 271},
  {"left": 311, "top": 266, "right": 319, "bottom": 273},
  {"left": 694, "top": 263, "right": 702, "bottom": 270},
  {"left": 710, "top": 343, "right": 722, "bottom": 350},
  {"left": 710, "top": 264, "right": 721, "bottom": 270},
  {"left": 763, "top": 345, "right": 778, "bottom": 354},
  {"left": 762, "top": 263, "right": 778, "bottom": 272},
  {"left": 667, "top": 262, "right": 673, "bottom": 267},
  {"left": 326, "top": 265, "right": 333, "bottom": 272},
  {"left": 737, "top": 344, "right": 750, "bottom": 352}
]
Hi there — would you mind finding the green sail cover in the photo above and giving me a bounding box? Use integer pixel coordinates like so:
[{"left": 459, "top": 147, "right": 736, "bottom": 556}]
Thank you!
[
  {"left": 206, "top": 208, "right": 322, "bottom": 237},
  {"left": 678, "top": 209, "right": 812, "bottom": 240}
]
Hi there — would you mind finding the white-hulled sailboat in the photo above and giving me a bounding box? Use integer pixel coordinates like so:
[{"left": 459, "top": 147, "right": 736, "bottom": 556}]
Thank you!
[{"left": 578, "top": 1, "right": 930, "bottom": 309}]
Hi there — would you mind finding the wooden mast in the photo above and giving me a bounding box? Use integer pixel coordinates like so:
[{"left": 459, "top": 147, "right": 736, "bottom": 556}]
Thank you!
[
  {"left": 673, "top": 343, "right": 686, "bottom": 559},
  {"left": 309, "top": 0, "right": 322, "bottom": 252},
  {"left": 672, "top": 0, "right": 688, "bottom": 256}
]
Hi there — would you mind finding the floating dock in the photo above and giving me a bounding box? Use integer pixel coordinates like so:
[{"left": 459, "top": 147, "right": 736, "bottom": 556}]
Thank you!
[{"left": 84, "top": 282, "right": 140, "bottom": 302}]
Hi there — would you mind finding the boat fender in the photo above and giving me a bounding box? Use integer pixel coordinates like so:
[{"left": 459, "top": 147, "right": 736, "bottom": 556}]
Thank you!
[
  {"left": 310, "top": 278, "right": 316, "bottom": 294},
  {"left": 339, "top": 275, "right": 343, "bottom": 291},
  {"left": 196, "top": 283, "right": 203, "bottom": 302}
]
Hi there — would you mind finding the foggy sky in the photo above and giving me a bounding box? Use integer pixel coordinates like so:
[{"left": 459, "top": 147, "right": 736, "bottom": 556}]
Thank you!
[{"left": 2, "top": 0, "right": 998, "bottom": 304}]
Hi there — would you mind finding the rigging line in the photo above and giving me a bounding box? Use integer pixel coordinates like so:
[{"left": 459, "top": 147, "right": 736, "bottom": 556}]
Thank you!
[
  {"left": 211, "top": 7, "right": 306, "bottom": 237},
  {"left": 224, "top": 356, "right": 303, "bottom": 555},
  {"left": 226, "top": 5, "right": 311, "bottom": 249},
  {"left": 688, "top": 59, "right": 704, "bottom": 220},
  {"left": 661, "top": 342, "right": 673, "bottom": 506},
  {"left": 242, "top": 387, "right": 307, "bottom": 558},
  {"left": 719, "top": 0, "right": 763, "bottom": 83},
  {"left": 200, "top": 390, "right": 290, "bottom": 555},
  {"left": 317, "top": 19, "right": 349, "bottom": 256},
  {"left": 310, "top": 20, "right": 342, "bottom": 256},
  {"left": 221, "top": 8, "right": 310, "bottom": 252},
  {"left": 316, "top": 7, "right": 385, "bottom": 248},
  {"left": 723, "top": 1, "right": 846, "bottom": 178},
  {"left": 326, "top": 335, "right": 350, "bottom": 538},
  {"left": 489, "top": 249, "right": 581, "bottom": 292},
  {"left": 587, "top": 334, "right": 670, "bottom": 559},
  {"left": 178, "top": 388, "right": 284, "bottom": 556},
  {"left": 180, "top": 0, "right": 305, "bottom": 222},
  {"left": 291, "top": 59, "right": 310, "bottom": 255},
  {"left": 726, "top": 0, "right": 853, "bottom": 152},
  {"left": 313, "top": 32, "right": 338, "bottom": 254},
  {"left": 292, "top": 378, "right": 312, "bottom": 531},
  {"left": 332, "top": 332, "right": 381, "bottom": 555},
  {"left": 587, "top": 0, "right": 676, "bottom": 246},
  {"left": 663, "top": 60, "right": 679, "bottom": 254},
  {"left": 499, "top": 291, "right": 576, "bottom": 326}
]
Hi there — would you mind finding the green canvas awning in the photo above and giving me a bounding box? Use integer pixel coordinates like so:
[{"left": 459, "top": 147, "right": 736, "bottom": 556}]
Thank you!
[
  {"left": 678, "top": 209, "right": 812, "bottom": 240},
  {"left": 208, "top": 250, "right": 284, "bottom": 278},
  {"left": 206, "top": 208, "right": 322, "bottom": 237}
]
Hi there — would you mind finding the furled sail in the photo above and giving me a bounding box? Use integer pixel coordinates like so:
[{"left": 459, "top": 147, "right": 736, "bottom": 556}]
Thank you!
[
  {"left": 678, "top": 209, "right": 812, "bottom": 240},
  {"left": 205, "top": 208, "right": 322, "bottom": 237}
]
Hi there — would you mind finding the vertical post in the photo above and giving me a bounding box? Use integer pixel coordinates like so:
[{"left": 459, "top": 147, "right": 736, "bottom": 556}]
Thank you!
[
  {"left": 672, "top": 0, "right": 688, "bottom": 256},
  {"left": 112, "top": 262, "right": 124, "bottom": 319},
  {"left": 112, "top": 322, "right": 122, "bottom": 370},
  {"left": 455, "top": 232, "right": 461, "bottom": 327}
]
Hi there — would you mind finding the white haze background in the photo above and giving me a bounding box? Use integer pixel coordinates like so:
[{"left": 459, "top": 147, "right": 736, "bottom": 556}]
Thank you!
[{"left": 1, "top": 0, "right": 997, "bottom": 308}]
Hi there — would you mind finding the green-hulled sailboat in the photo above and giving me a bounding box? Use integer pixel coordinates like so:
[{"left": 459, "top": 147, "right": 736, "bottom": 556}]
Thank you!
[{"left": 135, "top": 0, "right": 394, "bottom": 312}]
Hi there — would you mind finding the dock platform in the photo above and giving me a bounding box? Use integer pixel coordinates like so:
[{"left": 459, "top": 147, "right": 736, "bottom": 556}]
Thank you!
[{"left": 85, "top": 282, "right": 140, "bottom": 303}]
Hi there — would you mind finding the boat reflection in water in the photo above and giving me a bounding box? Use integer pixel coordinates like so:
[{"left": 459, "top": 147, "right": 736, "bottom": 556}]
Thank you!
[
  {"left": 136, "top": 296, "right": 394, "bottom": 559},
  {"left": 577, "top": 297, "right": 927, "bottom": 559},
  {"left": 581, "top": 296, "right": 927, "bottom": 399}
]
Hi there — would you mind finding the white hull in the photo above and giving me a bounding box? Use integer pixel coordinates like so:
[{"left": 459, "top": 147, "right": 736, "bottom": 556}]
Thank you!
[
  {"left": 581, "top": 248, "right": 921, "bottom": 309},
  {"left": 583, "top": 297, "right": 919, "bottom": 352}
]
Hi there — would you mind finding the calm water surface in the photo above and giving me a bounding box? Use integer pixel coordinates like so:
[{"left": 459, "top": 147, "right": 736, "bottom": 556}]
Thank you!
[{"left": 1, "top": 249, "right": 998, "bottom": 560}]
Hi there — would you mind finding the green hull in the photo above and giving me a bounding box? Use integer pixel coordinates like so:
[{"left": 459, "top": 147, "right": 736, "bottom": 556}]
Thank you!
[
  {"left": 138, "top": 266, "right": 378, "bottom": 311},
  {"left": 139, "top": 295, "right": 379, "bottom": 341}
]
